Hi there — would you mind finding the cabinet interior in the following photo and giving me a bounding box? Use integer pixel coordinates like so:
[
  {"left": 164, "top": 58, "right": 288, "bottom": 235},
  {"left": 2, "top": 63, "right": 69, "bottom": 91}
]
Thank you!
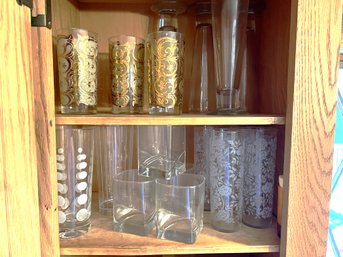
[{"left": 51, "top": 0, "right": 291, "bottom": 255}]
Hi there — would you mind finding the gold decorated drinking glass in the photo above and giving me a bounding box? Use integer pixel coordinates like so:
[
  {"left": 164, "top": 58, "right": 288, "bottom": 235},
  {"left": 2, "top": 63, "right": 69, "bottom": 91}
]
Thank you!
[
  {"left": 56, "top": 28, "right": 98, "bottom": 114},
  {"left": 109, "top": 35, "right": 146, "bottom": 114},
  {"left": 145, "top": 31, "right": 185, "bottom": 115}
]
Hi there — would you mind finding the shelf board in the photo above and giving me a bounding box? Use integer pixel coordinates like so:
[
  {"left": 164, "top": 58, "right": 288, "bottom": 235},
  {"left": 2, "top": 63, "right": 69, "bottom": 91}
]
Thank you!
[
  {"left": 55, "top": 114, "right": 285, "bottom": 126},
  {"left": 60, "top": 194, "right": 280, "bottom": 255}
]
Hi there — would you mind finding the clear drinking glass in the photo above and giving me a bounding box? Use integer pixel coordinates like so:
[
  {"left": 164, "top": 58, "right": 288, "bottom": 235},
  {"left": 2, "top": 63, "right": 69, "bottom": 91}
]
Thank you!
[
  {"left": 156, "top": 173, "right": 205, "bottom": 244},
  {"left": 56, "top": 28, "right": 98, "bottom": 114},
  {"left": 112, "top": 169, "right": 156, "bottom": 236},
  {"left": 95, "top": 126, "right": 135, "bottom": 215},
  {"left": 188, "top": 1, "right": 216, "bottom": 114},
  {"left": 138, "top": 125, "right": 186, "bottom": 179},
  {"left": 109, "top": 35, "right": 146, "bottom": 114},
  {"left": 242, "top": 127, "right": 277, "bottom": 228},
  {"left": 211, "top": 0, "right": 249, "bottom": 113},
  {"left": 145, "top": 31, "right": 185, "bottom": 115},
  {"left": 209, "top": 127, "right": 244, "bottom": 232},
  {"left": 194, "top": 126, "right": 211, "bottom": 210},
  {"left": 150, "top": 0, "right": 186, "bottom": 32},
  {"left": 56, "top": 126, "right": 94, "bottom": 239}
]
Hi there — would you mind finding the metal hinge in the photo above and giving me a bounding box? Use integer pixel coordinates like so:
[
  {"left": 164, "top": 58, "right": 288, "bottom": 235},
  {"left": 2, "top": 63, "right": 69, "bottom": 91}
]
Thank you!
[{"left": 17, "top": 0, "right": 52, "bottom": 29}]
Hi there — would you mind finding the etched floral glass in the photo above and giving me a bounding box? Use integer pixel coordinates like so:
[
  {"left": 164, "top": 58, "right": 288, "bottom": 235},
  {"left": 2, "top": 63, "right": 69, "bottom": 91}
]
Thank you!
[
  {"left": 56, "top": 126, "right": 94, "bottom": 239},
  {"left": 194, "top": 126, "right": 211, "bottom": 210},
  {"left": 242, "top": 127, "right": 277, "bottom": 228},
  {"left": 209, "top": 127, "right": 244, "bottom": 232},
  {"left": 56, "top": 28, "right": 98, "bottom": 114}
]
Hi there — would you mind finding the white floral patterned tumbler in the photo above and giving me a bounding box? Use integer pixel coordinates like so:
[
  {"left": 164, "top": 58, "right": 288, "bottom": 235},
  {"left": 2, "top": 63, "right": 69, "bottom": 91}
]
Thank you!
[
  {"left": 209, "top": 127, "right": 244, "bottom": 232},
  {"left": 56, "top": 126, "right": 94, "bottom": 239},
  {"left": 242, "top": 127, "right": 277, "bottom": 228}
]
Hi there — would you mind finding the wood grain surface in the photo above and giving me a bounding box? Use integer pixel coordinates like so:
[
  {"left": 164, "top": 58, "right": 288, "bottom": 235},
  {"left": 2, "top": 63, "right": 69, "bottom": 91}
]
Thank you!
[
  {"left": 55, "top": 114, "right": 285, "bottom": 125},
  {"left": 0, "top": 1, "right": 42, "bottom": 257},
  {"left": 31, "top": 25, "right": 60, "bottom": 257},
  {"left": 60, "top": 193, "right": 280, "bottom": 255},
  {"left": 281, "top": 0, "right": 342, "bottom": 256}
]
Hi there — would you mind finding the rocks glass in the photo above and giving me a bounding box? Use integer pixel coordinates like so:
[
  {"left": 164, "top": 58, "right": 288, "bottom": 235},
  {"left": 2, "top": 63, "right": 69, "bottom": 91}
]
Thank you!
[
  {"left": 242, "top": 127, "right": 277, "bottom": 228},
  {"left": 209, "top": 127, "right": 244, "bottom": 232},
  {"left": 145, "top": 31, "right": 185, "bottom": 115},
  {"left": 109, "top": 35, "right": 146, "bottom": 114},
  {"left": 56, "top": 28, "right": 98, "bottom": 114},
  {"left": 156, "top": 173, "right": 205, "bottom": 243},
  {"left": 56, "top": 126, "right": 94, "bottom": 238},
  {"left": 112, "top": 170, "right": 156, "bottom": 236}
]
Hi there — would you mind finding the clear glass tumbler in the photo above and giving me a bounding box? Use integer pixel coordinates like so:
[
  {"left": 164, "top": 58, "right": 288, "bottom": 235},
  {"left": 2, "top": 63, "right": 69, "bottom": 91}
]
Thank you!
[
  {"left": 156, "top": 173, "right": 205, "bottom": 244},
  {"left": 145, "top": 31, "right": 185, "bottom": 115},
  {"left": 95, "top": 125, "right": 135, "bottom": 215},
  {"left": 56, "top": 126, "right": 94, "bottom": 239},
  {"left": 112, "top": 169, "right": 156, "bottom": 236},
  {"left": 138, "top": 125, "right": 186, "bottom": 179},
  {"left": 188, "top": 1, "right": 216, "bottom": 114},
  {"left": 56, "top": 28, "right": 98, "bottom": 114},
  {"left": 211, "top": 0, "right": 249, "bottom": 113},
  {"left": 194, "top": 126, "right": 211, "bottom": 210},
  {"left": 209, "top": 127, "right": 244, "bottom": 232},
  {"left": 109, "top": 35, "right": 146, "bottom": 114},
  {"left": 242, "top": 127, "right": 277, "bottom": 228}
]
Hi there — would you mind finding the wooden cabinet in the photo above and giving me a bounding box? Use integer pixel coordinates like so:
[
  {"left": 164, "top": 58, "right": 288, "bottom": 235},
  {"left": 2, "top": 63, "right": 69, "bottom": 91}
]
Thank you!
[{"left": 0, "top": 0, "right": 342, "bottom": 256}]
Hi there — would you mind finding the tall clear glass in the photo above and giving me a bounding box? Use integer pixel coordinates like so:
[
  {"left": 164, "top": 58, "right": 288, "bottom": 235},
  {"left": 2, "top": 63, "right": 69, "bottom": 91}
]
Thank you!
[
  {"left": 56, "top": 126, "right": 94, "bottom": 239},
  {"left": 209, "top": 127, "right": 244, "bottom": 232},
  {"left": 56, "top": 28, "right": 98, "bottom": 114},
  {"left": 188, "top": 1, "right": 216, "bottom": 114},
  {"left": 211, "top": 0, "right": 249, "bottom": 113},
  {"left": 242, "top": 127, "right": 277, "bottom": 228},
  {"left": 95, "top": 126, "right": 134, "bottom": 215},
  {"left": 138, "top": 125, "right": 186, "bottom": 179}
]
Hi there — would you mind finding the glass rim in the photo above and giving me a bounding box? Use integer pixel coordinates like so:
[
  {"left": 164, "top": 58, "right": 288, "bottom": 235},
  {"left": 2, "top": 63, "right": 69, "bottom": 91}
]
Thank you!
[
  {"left": 55, "top": 28, "right": 98, "bottom": 39},
  {"left": 146, "top": 30, "right": 184, "bottom": 40},
  {"left": 156, "top": 173, "right": 205, "bottom": 189},
  {"left": 108, "top": 34, "right": 145, "bottom": 44},
  {"left": 113, "top": 169, "right": 155, "bottom": 184}
]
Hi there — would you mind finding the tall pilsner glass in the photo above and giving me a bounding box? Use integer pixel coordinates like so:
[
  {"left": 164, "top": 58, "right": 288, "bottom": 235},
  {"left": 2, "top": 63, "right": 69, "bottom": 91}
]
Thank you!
[{"left": 212, "top": 0, "right": 249, "bottom": 113}]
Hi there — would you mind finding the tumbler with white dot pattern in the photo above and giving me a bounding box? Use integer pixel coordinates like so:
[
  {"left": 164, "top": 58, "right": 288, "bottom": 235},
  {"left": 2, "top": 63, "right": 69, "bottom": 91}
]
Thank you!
[{"left": 56, "top": 126, "right": 94, "bottom": 239}]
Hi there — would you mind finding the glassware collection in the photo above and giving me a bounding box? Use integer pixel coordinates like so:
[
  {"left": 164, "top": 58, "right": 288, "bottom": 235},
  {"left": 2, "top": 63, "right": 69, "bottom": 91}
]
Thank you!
[{"left": 55, "top": 0, "right": 278, "bottom": 245}]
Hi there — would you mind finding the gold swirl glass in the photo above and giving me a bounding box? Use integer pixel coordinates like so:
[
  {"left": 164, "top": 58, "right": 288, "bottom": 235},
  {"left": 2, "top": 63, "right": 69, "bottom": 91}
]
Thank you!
[
  {"left": 109, "top": 35, "right": 146, "bottom": 114},
  {"left": 56, "top": 28, "right": 98, "bottom": 114},
  {"left": 145, "top": 31, "right": 185, "bottom": 115}
]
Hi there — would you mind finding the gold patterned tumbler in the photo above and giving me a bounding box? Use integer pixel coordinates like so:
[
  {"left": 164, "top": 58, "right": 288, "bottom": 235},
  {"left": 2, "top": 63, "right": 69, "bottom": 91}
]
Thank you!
[
  {"left": 109, "top": 35, "right": 146, "bottom": 114},
  {"left": 56, "top": 28, "right": 98, "bottom": 114},
  {"left": 145, "top": 31, "right": 185, "bottom": 115}
]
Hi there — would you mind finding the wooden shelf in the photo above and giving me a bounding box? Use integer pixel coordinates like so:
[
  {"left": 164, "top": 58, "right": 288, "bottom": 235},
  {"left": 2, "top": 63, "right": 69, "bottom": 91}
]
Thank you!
[
  {"left": 60, "top": 193, "right": 280, "bottom": 255},
  {"left": 55, "top": 114, "right": 285, "bottom": 126}
]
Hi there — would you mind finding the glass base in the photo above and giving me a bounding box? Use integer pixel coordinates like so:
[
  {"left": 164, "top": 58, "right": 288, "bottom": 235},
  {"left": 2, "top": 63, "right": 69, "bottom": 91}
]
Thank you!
[
  {"left": 113, "top": 221, "right": 154, "bottom": 236},
  {"left": 99, "top": 200, "right": 113, "bottom": 215},
  {"left": 61, "top": 104, "right": 97, "bottom": 114},
  {"left": 211, "top": 220, "right": 241, "bottom": 233},
  {"left": 157, "top": 228, "right": 200, "bottom": 244},
  {"left": 149, "top": 105, "right": 182, "bottom": 115},
  {"left": 59, "top": 221, "right": 91, "bottom": 239},
  {"left": 112, "top": 105, "right": 145, "bottom": 114},
  {"left": 242, "top": 214, "right": 272, "bottom": 228}
]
